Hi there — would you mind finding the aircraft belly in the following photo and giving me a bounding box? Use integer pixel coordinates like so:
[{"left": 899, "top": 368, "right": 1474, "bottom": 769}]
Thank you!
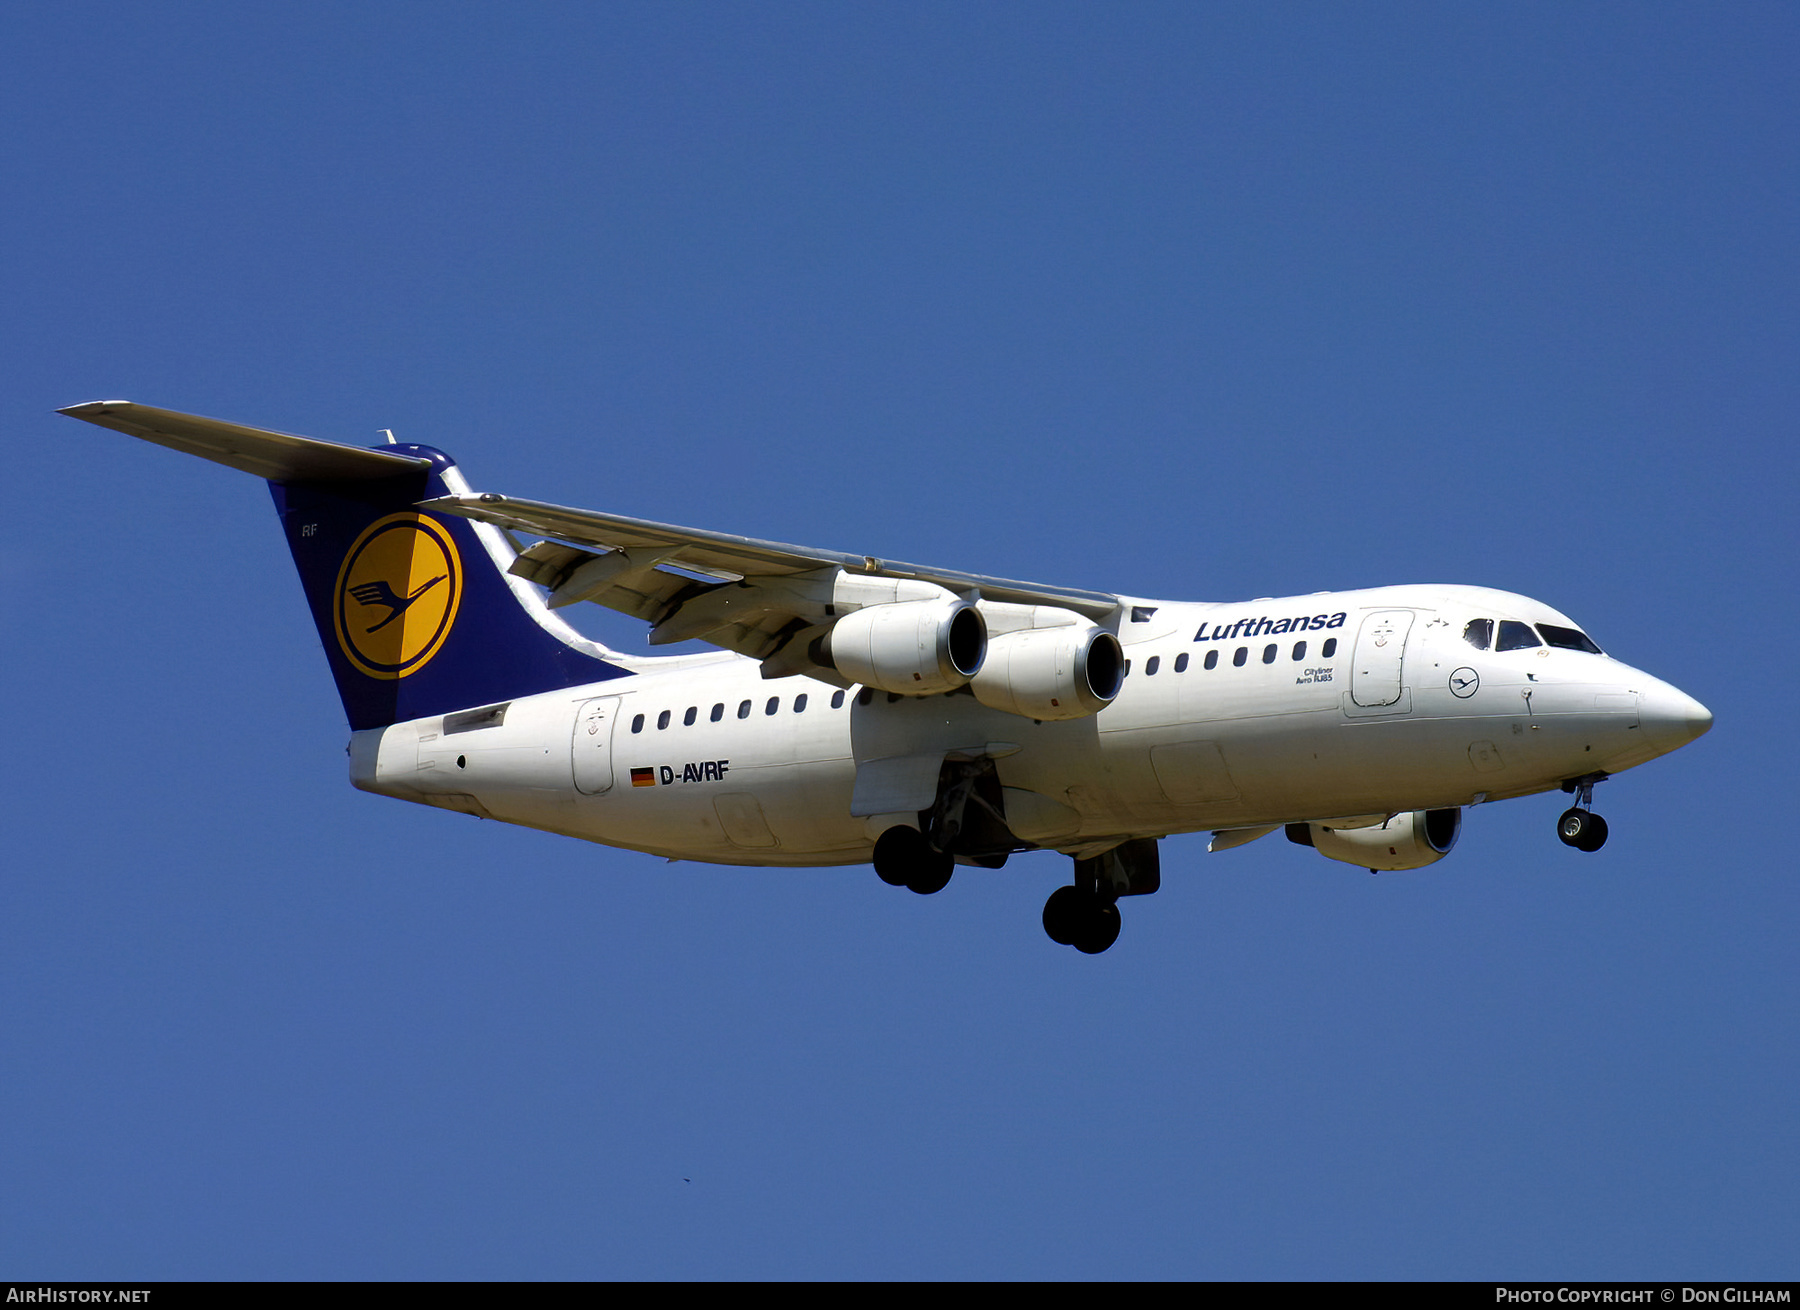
[{"left": 1133, "top": 713, "right": 1351, "bottom": 829}]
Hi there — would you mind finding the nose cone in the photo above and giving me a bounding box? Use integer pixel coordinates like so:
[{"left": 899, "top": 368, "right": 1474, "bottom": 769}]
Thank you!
[{"left": 1640, "top": 680, "right": 1713, "bottom": 755}]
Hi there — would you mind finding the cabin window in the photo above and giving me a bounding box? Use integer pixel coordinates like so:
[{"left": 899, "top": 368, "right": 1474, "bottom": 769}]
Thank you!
[
  {"left": 1174, "top": 653, "right": 1189, "bottom": 673},
  {"left": 1145, "top": 656, "right": 1160, "bottom": 676},
  {"left": 831, "top": 690, "right": 846, "bottom": 709},
  {"left": 631, "top": 714, "right": 644, "bottom": 734},
  {"left": 737, "top": 700, "right": 752, "bottom": 720},
  {"left": 1538, "top": 623, "right": 1605, "bottom": 654},
  {"left": 794, "top": 693, "right": 808, "bottom": 712},
  {"left": 1322, "top": 638, "right": 1338, "bottom": 658},
  {"left": 1496, "top": 620, "right": 1541, "bottom": 651},
  {"left": 1262, "top": 644, "right": 1277, "bottom": 664},
  {"left": 1123, "top": 659, "right": 1131, "bottom": 677},
  {"left": 710, "top": 703, "right": 724, "bottom": 722},
  {"left": 765, "top": 697, "right": 780, "bottom": 715},
  {"left": 683, "top": 706, "right": 697, "bottom": 726},
  {"left": 1204, "top": 650, "right": 1219, "bottom": 670},
  {"left": 657, "top": 710, "right": 671, "bottom": 730},
  {"left": 1463, "top": 618, "right": 1493, "bottom": 650},
  {"left": 1292, "top": 641, "right": 1306, "bottom": 661},
  {"left": 857, "top": 688, "right": 874, "bottom": 706},
  {"left": 1233, "top": 647, "right": 1248, "bottom": 667}
]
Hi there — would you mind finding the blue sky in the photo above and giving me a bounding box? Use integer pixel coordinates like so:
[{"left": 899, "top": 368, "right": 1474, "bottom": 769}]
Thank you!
[{"left": 3, "top": 2, "right": 1795, "bottom": 1279}]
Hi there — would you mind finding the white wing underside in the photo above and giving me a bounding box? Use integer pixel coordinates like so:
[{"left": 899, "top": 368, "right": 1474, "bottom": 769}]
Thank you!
[{"left": 422, "top": 491, "right": 1121, "bottom": 678}]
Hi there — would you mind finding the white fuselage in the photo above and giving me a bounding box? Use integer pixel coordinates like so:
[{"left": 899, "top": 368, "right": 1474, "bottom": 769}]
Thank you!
[{"left": 348, "top": 583, "right": 1708, "bottom": 867}]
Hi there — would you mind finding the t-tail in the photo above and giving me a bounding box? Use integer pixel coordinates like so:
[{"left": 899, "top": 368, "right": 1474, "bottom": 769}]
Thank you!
[{"left": 60, "top": 402, "right": 627, "bottom": 730}]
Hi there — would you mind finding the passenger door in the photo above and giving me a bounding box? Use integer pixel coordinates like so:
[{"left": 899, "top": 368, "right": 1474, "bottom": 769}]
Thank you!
[{"left": 1350, "top": 610, "right": 1414, "bottom": 708}]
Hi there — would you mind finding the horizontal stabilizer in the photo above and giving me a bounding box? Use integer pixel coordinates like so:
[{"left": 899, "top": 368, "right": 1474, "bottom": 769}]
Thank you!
[{"left": 59, "top": 401, "right": 430, "bottom": 482}]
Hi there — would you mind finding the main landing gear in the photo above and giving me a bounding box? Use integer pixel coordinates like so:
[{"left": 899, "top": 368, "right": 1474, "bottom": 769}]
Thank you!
[
  {"left": 871, "top": 758, "right": 1013, "bottom": 896},
  {"left": 873, "top": 824, "right": 954, "bottom": 895},
  {"left": 1557, "top": 773, "right": 1610, "bottom": 853},
  {"left": 1042, "top": 885, "right": 1121, "bottom": 954},
  {"left": 868, "top": 761, "right": 1159, "bottom": 956},
  {"left": 1041, "top": 837, "right": 1161, "bottom": 956}
]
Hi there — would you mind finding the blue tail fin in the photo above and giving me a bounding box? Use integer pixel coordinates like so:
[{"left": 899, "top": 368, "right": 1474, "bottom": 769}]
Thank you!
[{"left": 270, "top": 444, "right": 627, "bottom": 730}]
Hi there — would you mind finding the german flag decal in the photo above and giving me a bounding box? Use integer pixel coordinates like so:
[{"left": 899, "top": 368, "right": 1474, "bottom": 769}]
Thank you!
[{"left": 630, "top": 767, "right": 657, "bottom": 787}]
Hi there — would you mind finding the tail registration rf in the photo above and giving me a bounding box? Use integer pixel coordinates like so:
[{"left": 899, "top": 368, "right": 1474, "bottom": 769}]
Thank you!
[{"left": 64, "top": 402, "right": 1713, "bottom": 954}]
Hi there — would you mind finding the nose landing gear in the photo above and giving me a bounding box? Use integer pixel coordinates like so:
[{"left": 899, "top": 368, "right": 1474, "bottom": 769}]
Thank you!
[
  {"left": 1557, "top": 773, "right": 1610, "bottom": 852},
  {"left": 1557, "top": 808, "right": 1608, "bottom": 851}
]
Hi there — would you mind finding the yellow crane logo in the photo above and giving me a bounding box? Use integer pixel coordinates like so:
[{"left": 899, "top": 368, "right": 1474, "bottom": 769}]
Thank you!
[{"left": 332, "top": 513, "right": 463, "bottom": 679}]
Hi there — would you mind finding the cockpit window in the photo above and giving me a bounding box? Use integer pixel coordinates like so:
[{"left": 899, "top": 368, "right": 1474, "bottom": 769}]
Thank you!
[
  {"left": 1462, "top": 619, "right": 1493, "bottom": 650},
  {"left": 1495, "top": 620, "right": 1541, "bottom": 651},
  {"left": 1538, "top": 623, "right": 1604, "bottom": 654}
]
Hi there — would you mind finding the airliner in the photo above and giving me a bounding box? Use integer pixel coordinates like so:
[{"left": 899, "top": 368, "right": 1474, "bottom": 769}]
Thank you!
[{"left": 63, "top": 402, "right": 1713, "bottom": 954}]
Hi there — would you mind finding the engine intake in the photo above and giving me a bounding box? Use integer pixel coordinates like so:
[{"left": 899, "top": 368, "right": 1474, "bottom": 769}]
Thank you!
[
  {"left": 970, "top": 624, "right": 1124, "bottom": 721},
  {"left": 821, "top": 598, "right": 986, "bottom": 695},
  {"left": 1288, "top": 808, "right": 1462, "bottom": 871}
]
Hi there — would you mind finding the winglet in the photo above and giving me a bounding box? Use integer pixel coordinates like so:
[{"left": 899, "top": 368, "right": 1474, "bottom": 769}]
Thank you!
[{"left": 59, "top": 400, "right": 429, "bottom": 482}]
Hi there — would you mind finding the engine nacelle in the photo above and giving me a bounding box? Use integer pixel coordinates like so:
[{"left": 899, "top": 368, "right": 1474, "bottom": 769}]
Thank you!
[
  {"left": 1289, "top": 808, "right": 1462, "bottom": 871},
  {"left": 822, "top": 597, "right": 987, "bottom": 695},
  {"left": 970, "top": 624, "right": 1124, "bottom": 721}
]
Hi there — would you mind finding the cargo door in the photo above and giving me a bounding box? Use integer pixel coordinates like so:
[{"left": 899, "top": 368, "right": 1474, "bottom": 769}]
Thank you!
[{"left": 572, "top": 696, "right": 622, "bottom": 794}]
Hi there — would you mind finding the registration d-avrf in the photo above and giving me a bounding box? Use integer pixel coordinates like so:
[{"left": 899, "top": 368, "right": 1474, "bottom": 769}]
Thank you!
[{"left": 64, "top": 403, "right": 1712, "bottom": 954}]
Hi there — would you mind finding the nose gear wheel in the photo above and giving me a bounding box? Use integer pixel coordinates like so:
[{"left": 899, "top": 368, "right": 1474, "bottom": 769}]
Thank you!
[
  {"left": 1556, "top": 773, "right": 1610, "bottom": 852},
  {"left": 1557, "top": 807, "right": 1608, "bottom": 852}
]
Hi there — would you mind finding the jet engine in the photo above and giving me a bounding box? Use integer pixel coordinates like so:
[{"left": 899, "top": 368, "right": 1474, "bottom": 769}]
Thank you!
[
  {"left": 970, "top": 623, "right": 1125, "bottom": 721},
  {"left": 1287, "top": 808, "right": 1462, "bottom": 872},
  {"left": 821, "top": 597, "right": 987, "bottom": 695}
]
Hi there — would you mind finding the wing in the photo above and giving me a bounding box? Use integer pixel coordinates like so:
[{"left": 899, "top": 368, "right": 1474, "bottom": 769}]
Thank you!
[
  {"left": 421, "top": 490, "right": 1122, "bottom": 679},
  {"left": 61, "top": 399, "right": 1123, "bottom": 695}
]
